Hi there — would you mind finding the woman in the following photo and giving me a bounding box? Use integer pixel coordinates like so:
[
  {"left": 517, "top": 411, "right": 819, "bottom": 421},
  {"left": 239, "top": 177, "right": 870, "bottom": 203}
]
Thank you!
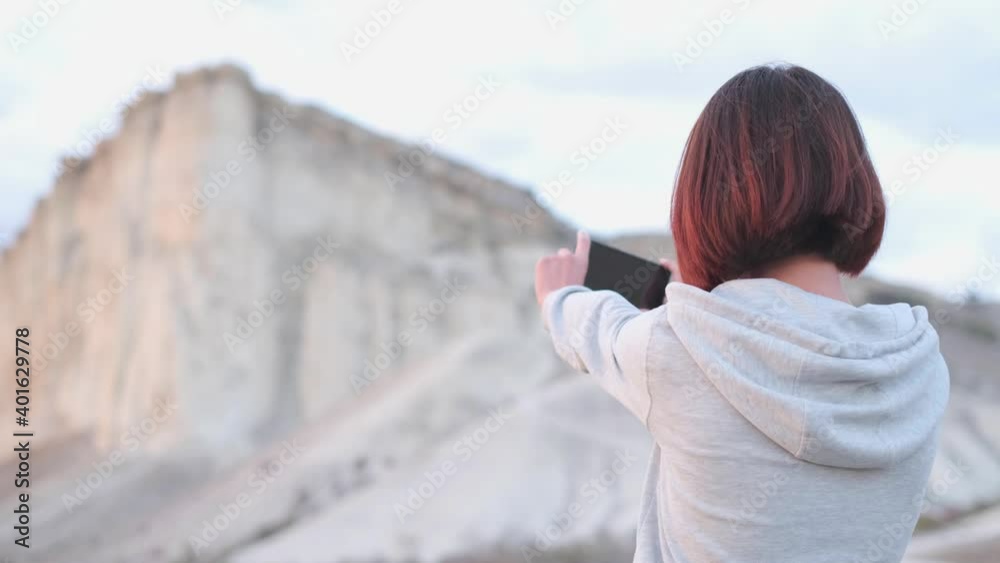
[{"left": 534, "top": 64, "right": 949, "bottom": 563}]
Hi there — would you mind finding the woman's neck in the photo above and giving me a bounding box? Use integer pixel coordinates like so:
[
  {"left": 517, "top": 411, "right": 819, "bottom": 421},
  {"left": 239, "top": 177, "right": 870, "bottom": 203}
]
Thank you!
[{"left": 754, "top": 254, "right": 852, "bottom": 304}]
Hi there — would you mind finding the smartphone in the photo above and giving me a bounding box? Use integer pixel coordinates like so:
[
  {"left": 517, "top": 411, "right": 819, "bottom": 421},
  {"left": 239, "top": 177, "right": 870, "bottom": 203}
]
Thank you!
[{"left": 584, "top": 240, "right": 671, "bottom": 309}]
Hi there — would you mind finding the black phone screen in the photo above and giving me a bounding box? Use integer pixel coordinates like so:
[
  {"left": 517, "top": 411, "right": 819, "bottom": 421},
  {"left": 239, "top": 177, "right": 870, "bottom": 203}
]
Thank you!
[{"left": 583, "top": 241, "right": 671, "bottom": 309}]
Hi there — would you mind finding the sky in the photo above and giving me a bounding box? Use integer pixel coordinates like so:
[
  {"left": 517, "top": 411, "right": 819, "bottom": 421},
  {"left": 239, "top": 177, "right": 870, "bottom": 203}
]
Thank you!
[{"left": 0, "top": 0, "right": 998, "bottom": 299}]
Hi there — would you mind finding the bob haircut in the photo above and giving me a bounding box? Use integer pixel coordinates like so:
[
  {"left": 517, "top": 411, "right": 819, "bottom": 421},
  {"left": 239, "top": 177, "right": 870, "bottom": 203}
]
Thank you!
[{"left": 671, "top": 64, "right": 885, "bottom": 291}]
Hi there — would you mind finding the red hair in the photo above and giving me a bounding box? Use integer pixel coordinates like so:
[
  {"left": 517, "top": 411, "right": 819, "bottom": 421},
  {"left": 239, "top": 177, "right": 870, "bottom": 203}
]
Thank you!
[{"left": 670, "top": 64, "right": 885, "bottom": 291}]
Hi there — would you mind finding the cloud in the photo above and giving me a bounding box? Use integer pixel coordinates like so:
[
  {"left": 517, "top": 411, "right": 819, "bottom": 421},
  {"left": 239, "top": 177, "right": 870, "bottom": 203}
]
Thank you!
[{"left": 0, "top": 0, "right": 996, "bottom": 297}]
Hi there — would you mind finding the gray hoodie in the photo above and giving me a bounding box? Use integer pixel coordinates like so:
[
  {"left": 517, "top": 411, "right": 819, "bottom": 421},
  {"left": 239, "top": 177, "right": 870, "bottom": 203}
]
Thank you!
[{"left": 542, "top": 278, "right": 950, "bottom": 563}]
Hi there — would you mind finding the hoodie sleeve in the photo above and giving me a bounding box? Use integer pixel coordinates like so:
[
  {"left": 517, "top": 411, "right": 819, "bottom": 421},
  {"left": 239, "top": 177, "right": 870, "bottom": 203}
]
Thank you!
[{"left": 542, "top": 286, "right": 654, "bottom": 424}]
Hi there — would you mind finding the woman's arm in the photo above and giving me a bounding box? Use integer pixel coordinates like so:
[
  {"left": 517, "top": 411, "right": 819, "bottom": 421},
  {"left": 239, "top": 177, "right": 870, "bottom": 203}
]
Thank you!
[
  {"left": 536, "top": 231, "right": 674, "bottom": 424},
  {"left": 542, "top": 285, "right": 656, "bottom": 423}
]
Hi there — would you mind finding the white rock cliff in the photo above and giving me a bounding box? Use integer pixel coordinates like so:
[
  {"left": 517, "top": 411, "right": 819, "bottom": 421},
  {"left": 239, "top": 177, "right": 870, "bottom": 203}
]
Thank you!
[{"left": 0, "top": 66, "right": 997, "bottom": 563}]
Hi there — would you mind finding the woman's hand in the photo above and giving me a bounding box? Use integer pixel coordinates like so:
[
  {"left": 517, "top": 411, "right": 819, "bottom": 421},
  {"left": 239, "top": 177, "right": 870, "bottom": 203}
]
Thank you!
[{"left": 535, "top": 231, "right": 591, "bottom": 306}]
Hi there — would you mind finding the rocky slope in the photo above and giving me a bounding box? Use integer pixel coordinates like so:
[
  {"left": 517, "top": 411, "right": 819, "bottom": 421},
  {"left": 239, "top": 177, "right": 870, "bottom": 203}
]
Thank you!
[{"left": 0, "top": 66, "right": 997, "bottom": 563}]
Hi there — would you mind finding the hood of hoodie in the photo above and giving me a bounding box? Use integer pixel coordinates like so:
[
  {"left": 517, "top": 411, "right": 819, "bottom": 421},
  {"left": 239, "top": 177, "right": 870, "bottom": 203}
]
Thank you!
[{"left": 665, "top": 278, "right": 950, "bottom": 470}]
